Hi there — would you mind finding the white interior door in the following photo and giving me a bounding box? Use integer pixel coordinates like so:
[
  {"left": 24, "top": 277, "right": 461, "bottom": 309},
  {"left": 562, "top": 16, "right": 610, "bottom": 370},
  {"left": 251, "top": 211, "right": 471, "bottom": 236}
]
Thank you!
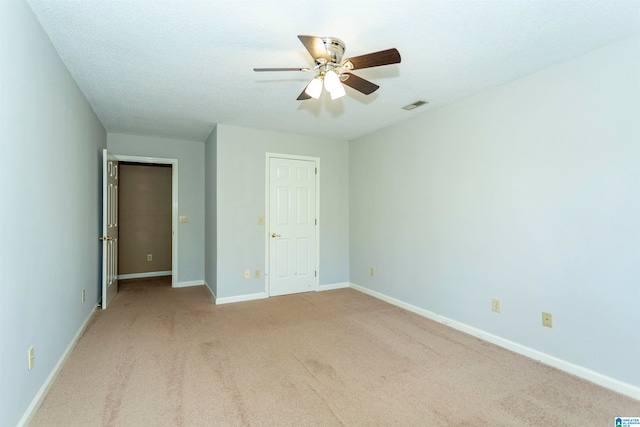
[
  {"left": 101, "top": 149, "right": 119, "bottom": 309},
  {"left": 268, "top": 157, "right": 317, "bottom": 296}
]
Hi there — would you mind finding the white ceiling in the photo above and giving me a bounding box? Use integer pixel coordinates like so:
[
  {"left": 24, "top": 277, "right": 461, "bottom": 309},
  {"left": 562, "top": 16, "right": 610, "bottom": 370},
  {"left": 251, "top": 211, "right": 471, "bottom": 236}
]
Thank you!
[{"left": 27, "top": 0, "right": 640, "bottom": 142}]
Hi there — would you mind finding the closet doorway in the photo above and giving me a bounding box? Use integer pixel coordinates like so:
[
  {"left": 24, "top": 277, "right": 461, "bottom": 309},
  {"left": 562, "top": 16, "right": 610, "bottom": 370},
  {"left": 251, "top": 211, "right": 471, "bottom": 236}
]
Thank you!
[{"left": 112, "top": 155, "right": 178, "bottom": 288}]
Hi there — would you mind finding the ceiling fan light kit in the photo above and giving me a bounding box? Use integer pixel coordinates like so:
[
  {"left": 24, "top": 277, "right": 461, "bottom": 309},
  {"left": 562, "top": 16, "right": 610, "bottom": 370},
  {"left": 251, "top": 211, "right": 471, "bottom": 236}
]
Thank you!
[
  {"left": 323, "top": 70, "right": 346, "bottom": 99},
  {"left": 329, "top": 83, "right": 346, "bottom": 100},
  {"left": 254, "top": 35, "right": 401, "bottom": 101},
  {"left": 305, "top": 77, "right": 323, "bottom": 99}
]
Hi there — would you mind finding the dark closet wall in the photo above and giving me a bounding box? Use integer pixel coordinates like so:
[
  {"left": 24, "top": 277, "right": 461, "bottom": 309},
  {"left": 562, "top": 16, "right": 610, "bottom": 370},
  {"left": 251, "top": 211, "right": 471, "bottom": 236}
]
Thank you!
[{"left": 118, "top": 163, "right": 172, "bottom": 275}]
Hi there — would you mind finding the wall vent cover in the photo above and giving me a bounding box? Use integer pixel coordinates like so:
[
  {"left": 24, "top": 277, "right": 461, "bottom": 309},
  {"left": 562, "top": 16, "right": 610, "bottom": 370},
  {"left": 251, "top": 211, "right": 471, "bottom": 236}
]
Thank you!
[{"left": 402, "top": 100, "right": 428, "bottom": 110}]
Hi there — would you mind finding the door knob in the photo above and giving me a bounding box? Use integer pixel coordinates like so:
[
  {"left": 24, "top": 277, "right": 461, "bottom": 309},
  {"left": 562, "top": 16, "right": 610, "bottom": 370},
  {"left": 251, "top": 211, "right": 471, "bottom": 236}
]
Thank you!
[{"left": 271, "top": 233, "right": 281, "bottom": 238}]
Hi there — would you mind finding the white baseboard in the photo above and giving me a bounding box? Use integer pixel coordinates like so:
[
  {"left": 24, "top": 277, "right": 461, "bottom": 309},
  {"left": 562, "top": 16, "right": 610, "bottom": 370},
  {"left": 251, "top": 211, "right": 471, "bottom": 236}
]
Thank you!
[
  {"left": 215, "top": 283, "right": 349, "bottom": 304},
  {"left": 174, "top": 280, "right": 204, "bottom": 288},
  {"left": 203, "top": 281, "right": 216, "bottom": 302},
  {"left": 118, "top": 271, "right": 171, "bottom": 280},
  {"left": 216, "top": 292, "right": 268, "bottom": 305},
  {"left": 318, "top": 282, "right": 350, "bottom": 291},
  {"left": 18, "top": 305, "right": 98, "bottom": 427},
  {"left": 349, "top": 282, "right": 640, "bottom": 401}
]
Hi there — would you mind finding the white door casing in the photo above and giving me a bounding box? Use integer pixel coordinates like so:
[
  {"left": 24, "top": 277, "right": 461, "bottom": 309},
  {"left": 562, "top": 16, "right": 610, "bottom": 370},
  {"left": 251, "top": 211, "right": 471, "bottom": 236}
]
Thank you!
[
  {"left": 267, "top": 155, "right": 318, "bottom": 296},
  {"left": 101, "top": 149, "right": 119, "bottom": 309}
]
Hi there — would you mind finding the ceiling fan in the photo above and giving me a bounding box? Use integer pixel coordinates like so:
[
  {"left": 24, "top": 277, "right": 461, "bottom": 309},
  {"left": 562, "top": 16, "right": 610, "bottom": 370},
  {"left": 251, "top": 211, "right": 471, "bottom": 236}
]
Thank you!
[{"left": 254, "top": 35, "right": 401, "bottom": 101}]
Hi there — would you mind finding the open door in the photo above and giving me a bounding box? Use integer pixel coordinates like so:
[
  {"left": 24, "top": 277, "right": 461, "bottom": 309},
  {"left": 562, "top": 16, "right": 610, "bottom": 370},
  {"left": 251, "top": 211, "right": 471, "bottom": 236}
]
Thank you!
[{"left": 101, "top": 149, "right": 119, "bottom": 309}]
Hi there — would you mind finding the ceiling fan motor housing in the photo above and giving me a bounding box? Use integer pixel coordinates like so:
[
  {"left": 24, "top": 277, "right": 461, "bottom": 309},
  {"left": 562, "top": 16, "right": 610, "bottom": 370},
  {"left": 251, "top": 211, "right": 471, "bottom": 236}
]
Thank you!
[{"left": 319, "top": 37, "right": 345, "bottom": 65}]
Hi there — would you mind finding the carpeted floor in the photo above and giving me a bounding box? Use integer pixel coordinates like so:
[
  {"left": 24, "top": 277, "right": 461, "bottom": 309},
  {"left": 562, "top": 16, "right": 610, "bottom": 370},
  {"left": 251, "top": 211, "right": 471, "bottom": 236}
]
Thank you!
[{"left": 30, "top": 277, "right": 639, "bottom": 426}]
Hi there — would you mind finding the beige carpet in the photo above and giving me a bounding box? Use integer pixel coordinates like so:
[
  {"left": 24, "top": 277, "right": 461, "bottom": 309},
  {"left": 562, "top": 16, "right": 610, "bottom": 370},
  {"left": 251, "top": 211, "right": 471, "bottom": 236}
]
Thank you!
[{"left": 30, "top": 277, "right": 639, "bottom": 426}]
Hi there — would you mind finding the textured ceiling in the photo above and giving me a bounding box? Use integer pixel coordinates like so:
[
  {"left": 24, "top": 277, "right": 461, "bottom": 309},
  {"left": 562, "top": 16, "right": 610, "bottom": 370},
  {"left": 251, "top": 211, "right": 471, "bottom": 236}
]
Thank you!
[{"left": 26, "top": 0, "right": 640, "bottom": 142}]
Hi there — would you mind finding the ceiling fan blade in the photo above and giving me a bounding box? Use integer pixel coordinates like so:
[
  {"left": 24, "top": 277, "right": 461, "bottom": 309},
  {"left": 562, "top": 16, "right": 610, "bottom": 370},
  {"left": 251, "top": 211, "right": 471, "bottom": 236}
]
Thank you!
[
  {"left": 298, "top": 35, "right": 331, "bottom": 62},
  {"left": 296, "top": 84, "right": 312, "bottom": 101},
  {"left": 342, "top": 48, "right": 401, "bottom": 70},
  {"left": 341, "top": 73, "right": 379, "bottom": 95},
  {"left": 297, "top": 91, "right": 312, "bottom": 101},
  {"left": 254, "top": 67, "right": 310, "bottom": 72}
]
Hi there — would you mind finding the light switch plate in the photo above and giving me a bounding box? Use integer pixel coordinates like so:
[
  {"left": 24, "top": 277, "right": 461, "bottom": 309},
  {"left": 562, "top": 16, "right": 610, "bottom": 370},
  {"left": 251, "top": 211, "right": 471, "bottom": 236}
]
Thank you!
[
  {"left": 542, "top": 312, "right": 553, "bottom": 328},
  {"left": 28, "top": 346, "right": 34, "bottom": 370},
  {"left": 491, "top": 298, "right": 501, "bottom": 313}
]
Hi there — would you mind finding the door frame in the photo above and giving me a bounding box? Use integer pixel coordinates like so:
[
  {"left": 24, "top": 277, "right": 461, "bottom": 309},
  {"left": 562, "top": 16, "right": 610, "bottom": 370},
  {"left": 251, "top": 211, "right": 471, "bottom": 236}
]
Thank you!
[
  {"left": 113, "top": 154, "right": 179, "bottom": 288},
  {"left": 264, "top": 152, "right": 320, "bottom": 296}
]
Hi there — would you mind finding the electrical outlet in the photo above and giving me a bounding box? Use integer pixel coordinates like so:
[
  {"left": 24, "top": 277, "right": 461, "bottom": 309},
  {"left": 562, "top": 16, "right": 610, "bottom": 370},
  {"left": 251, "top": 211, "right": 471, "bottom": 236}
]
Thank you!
[
  {"left": 254, "top": 269, "right": 260, "bottom": 278},
  {"left": 82, "top": 289, "right": 86, "bottom": 303},
  {"left": 147, "top": 253, "right": 153, "bottom": 262},
  {"left": 542, "top": 312, "right": 553, "bottom": 328},
  {"left": 28, "top": 346, "right": 34, "bottom": 370},
  {"left": 244, "top": 269, "right": 250, "bottom": 279},
  {"left": 491, "top": 298, "right": 501, "bottom": 313},
  {"left": 370, "top": 267, "right": 375, "bottom": 277}
]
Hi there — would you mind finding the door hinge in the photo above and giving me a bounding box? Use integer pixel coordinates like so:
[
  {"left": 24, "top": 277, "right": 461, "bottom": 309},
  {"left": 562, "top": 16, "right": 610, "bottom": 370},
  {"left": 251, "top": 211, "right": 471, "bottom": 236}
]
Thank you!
[
  {"left": 315, "top": 218, "right": 317, "bottom": 226},
  {"left": 315, "top": 167, "right": 317, "bottom": 175},
  {"left": 314, "top": 270, "right": 317, "bottom": 277}
]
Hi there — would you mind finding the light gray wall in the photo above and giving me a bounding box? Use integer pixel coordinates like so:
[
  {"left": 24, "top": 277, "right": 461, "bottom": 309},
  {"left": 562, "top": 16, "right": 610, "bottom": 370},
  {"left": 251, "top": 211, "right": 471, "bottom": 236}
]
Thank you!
[
  {"left": 107, "top": 133, "right": 205, "bottom": 285},
  {"left": 350, "top": 35, "right": 640, "bottom": 389},
  {"left": 0, "top": 1, "right": 107, "bottom": 425},
  {"left": 216, "top": 124, "right": 349, "bottom": 299},
  {"left": 204, "top": 127, "right": 217, "bottom": 296}
]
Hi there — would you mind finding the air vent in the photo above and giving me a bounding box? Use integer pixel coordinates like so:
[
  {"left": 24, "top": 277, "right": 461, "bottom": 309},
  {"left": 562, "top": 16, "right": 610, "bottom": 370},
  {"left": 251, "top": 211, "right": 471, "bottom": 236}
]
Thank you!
[{"left": 402, "top": 100, "right": 428, "bottom": 111}]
